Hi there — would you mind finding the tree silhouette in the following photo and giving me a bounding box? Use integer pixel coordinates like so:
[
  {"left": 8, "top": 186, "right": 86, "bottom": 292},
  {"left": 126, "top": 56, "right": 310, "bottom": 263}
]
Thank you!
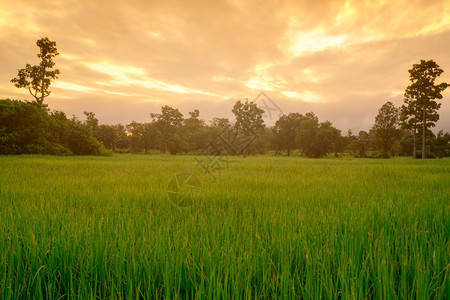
[
  {"left": 11, "top": 37, "right": 60, "bottom": 105},
  {"left": 404, "top": 60, "right": 448, "bottom": 158}
]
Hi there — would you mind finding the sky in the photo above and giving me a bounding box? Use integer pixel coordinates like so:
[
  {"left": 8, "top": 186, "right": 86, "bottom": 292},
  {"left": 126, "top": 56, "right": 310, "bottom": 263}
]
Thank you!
[{"left": 1, "top": 0, "right": 450, "bottom": 132}]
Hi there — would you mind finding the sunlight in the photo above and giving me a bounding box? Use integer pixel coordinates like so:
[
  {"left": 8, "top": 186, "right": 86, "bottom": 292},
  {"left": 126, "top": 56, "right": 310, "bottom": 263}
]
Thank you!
[
  {"left": 53, "top": 81, "right": 97, "bottom": 93},
  {"left": 85, "top": 61, "right": 217, "bottom": 96},
  {"left": 417, "top": 3, "right": 450, "bottom": 35},
  {"left": 287, "top": 28, "right": 348, "bottom": 56},
  {"left": 245, "top": 63, "right": 286, "bottom": 91},
  {"left": 281, "top": 90, "right": 323, "bottom": 103}
]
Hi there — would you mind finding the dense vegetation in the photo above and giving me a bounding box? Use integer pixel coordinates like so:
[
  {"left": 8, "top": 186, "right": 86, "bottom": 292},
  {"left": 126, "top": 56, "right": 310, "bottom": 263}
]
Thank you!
[
  {"left": 0, "top": 99, "right": 108, "bottom": 156},
  {"left": 0, "top": 155, "right": 448, "bottom": 298},
  {"left": 1, "top": 98, "right": 449, "bottom": 158}
]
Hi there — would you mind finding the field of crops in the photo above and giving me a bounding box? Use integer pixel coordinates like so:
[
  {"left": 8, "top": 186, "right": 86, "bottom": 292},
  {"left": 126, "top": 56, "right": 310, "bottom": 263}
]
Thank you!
[{"left": 0, "top": 154, "right": 448, "bottom": 298}]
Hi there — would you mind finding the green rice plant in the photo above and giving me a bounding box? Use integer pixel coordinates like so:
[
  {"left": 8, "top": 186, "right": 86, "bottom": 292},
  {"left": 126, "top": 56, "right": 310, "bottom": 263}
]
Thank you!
[{"left": 0, "top": 155, "right": 448, "bottom": 299}]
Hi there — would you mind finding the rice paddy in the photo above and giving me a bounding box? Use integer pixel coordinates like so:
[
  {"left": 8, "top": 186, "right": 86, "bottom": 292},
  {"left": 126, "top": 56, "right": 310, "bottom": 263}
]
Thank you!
[{"left": 0, "top": 155, "right": 448, "bottom": 299}]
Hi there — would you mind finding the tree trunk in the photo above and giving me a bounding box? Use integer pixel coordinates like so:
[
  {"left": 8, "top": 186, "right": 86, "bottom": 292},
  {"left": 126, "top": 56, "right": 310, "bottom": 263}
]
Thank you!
[
  {"left": 40, "top": 67, "right": 45, "bottom": 105},
  {"left": 422, "top": 108, "right": 426, "bottom": 159},
  {"left": 287, "top": 148, "right": 291, "bottom": 156},
  {"left": 412, "top": 126, "right": 416, "bottom": 159}
]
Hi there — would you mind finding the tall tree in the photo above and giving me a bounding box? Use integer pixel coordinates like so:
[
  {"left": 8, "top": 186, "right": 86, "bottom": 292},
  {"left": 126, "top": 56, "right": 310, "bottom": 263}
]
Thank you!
[
  {"left": 231, "top": 100, "right": 265, "bottom": 158},
  {"left": 371, "top": 101, "right": 400, "bottom": 158},
  {"left": 404, "top": 60, "right": 448, "bottom": 158},
  {"left": 400, "top": 96, "right": 421, "bottom": 158},
  {"left": 11, "top": 37, "right": 60, "bottom": 105}
]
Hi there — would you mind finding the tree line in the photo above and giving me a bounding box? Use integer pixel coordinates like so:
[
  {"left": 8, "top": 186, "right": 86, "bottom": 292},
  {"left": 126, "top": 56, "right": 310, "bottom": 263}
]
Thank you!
[
  {"left": 1, "top": 98, "right": 449, "bottom": 158},
  {"left": 1, "top": 37, "right": 449, "bottom": 158}
]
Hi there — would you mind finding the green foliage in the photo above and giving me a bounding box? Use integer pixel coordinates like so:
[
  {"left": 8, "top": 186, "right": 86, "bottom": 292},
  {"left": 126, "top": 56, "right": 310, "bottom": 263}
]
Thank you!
[
  {"left": 11, "top": 37, "right": 60, "bottom": 105},
  {"left": 151, "top": 105, "right": 184, "bottom": 154},
  {"left": 272, "top": 113, "right": 303, "bottom": 156},
  {"left": 0, "top": 155, "right": 447, "bottom": 298},
  {"left": 0, "top": 99, "right": 103, "bottom": 155},
  {"left": 232, "top": 100, "right": 265, "bottom": 157}
]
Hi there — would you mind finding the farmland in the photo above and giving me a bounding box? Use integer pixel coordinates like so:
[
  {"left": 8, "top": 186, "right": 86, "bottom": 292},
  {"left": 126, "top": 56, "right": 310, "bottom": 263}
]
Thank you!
[{"left": 0, "top": 155, "right": 448, "bottom": 298}]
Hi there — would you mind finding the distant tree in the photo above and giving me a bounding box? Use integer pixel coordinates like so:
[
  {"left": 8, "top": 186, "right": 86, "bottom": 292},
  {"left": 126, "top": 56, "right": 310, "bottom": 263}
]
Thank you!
[
  {"left": 296, "top": 112, "right": 319, "bottom": 156},
  {"left": 355, "top": 131, "right": 370, "bottom": 158},
  {"left": 142, "top": 123, "right": 161, "bottom": 153},
  {"left": 114, "top": 124, "right": 129, "bottom": 150},
  {"left": 97, "top": 125, "right": 118, "bottom": 149},
  {"left": 272, "top": 113, "right": 303, "bottom": 156},
  {"left": 371, "top": 101, "right": 400, "bottom": 158},
  {"left": 320, "top": 121, "right": 344, "bottom": 157},
  {"left": 11, "top": 37, "right": 60, "bottom": 105},
  {"left": 126, "top": 121, "right": 144, "bottom": 152},
  {"left": 306, "top": 121, "right": 342, "bottom": 158},
  {"left": 232, "top": 100, "right": 265, "bottom": 157},
  {"left": 435, "top": 130, "right": 450, "bottom": 158},
  {"left": 404, "top": 60, "right": 448, "bottom": 158},
  {"left": 183, "top": 109, "right": 207, "bottom": 153},
  {"left": 67, "top": 115, "right": 103, "bottom": 155},
  {"left": 151, "top": 105, "right": 184, "bottom": 154},
  {"left": 84, "top": 112, "right": 99, "bottom": 138}
]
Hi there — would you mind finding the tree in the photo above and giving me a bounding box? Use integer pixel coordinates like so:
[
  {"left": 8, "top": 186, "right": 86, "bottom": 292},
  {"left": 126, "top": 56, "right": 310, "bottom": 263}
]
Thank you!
[
  {"left": 296, "top": 112, "right": 319, "bottom": 156},
  {"left": 400, "top": 96, "right": 421, "bottom": 158},
  {"left": 272, "top": 113, "right": 303, "bottom": 156},
  {"left": 151, "top": 105, "right": 184, "bottom": 154},
  {"left": 371, "top": 101, "right": 400, "bottom": 158},
  {"left": 97, "top": 125, "right": 118, "bottom": 150},
  {"left": 183, "top": 109, "right": 208, "bottom": 153},
  {"left": 142, "top": 122, "right": 161, "bottom": 153},
  {"left": 11, "top": 37, "right": 60, "bottom": 105},
  {"left": 84, "top": 112, "right": 99, "bottom": 138},
  {"left": 231, "top": 100, "right": 265, "bottom": 158},
  {"left": 301, "top": 120, "right": 342, "bottom": 158},
  {"left": 435, "top": 130, "right": 450, "bottom": 158},
  {"left": 404, "top": 60, "right": 448, "bottom": 158},
  {"left": 126, "top": 121, "right": 144, "bottom": 152},
  {"left": 354, "top": 131, "right": 370, "bottom": 158}
]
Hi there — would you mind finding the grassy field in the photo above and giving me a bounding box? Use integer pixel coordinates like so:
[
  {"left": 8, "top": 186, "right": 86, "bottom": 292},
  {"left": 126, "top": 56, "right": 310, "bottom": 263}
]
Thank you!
[{"left": 0, "top": 154, "right": 448, "bottom": 299}]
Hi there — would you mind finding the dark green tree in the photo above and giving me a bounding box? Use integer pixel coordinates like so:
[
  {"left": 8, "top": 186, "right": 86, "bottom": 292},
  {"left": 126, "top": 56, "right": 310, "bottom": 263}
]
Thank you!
[
  {"left": 142, "top": 122, "right": 161, "bottom": 153},
  {"left": 404, "top": 60, "right": 448, "bottom": 158},
  {"left": 296, "top": 112, "right": 319, "bottom": 156},
  {"left": 97, "top": 125, "right": 118, "bottom": 150},
  {"left": 272, "top": 113, "right": 303, "bottom": 156},
  {"left": 232, "top": 100, "right": 265, "bottom": 158},
  {"left": 126, "top": 121, "right": 144, "bottom": 152},
  {"left": 151, "top": 105, "right": 184, "bottom": 154},
  {"left": 11, "top": 37, "right": 60, "bottom": 105},
  {"left": 183, "top": 109, "right": 208, "bottom": 153},
  {"left": 371, "top": 101, "right": 400, "bottom": 158},
  {"left": 354, "top": 131, "right": 370, "bottom": 158}
]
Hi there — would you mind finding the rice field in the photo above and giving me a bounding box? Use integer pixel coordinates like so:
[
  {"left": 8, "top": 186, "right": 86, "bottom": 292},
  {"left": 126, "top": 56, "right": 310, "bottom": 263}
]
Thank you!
[{"left": 0, "top": 154, "right": 448, "bottom": 299}]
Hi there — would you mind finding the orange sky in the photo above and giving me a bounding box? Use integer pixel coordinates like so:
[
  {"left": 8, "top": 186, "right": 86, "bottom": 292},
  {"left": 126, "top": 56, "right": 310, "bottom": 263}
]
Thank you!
[{"left": 1, "top": 0, "right": 449, "bottom": 132}]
